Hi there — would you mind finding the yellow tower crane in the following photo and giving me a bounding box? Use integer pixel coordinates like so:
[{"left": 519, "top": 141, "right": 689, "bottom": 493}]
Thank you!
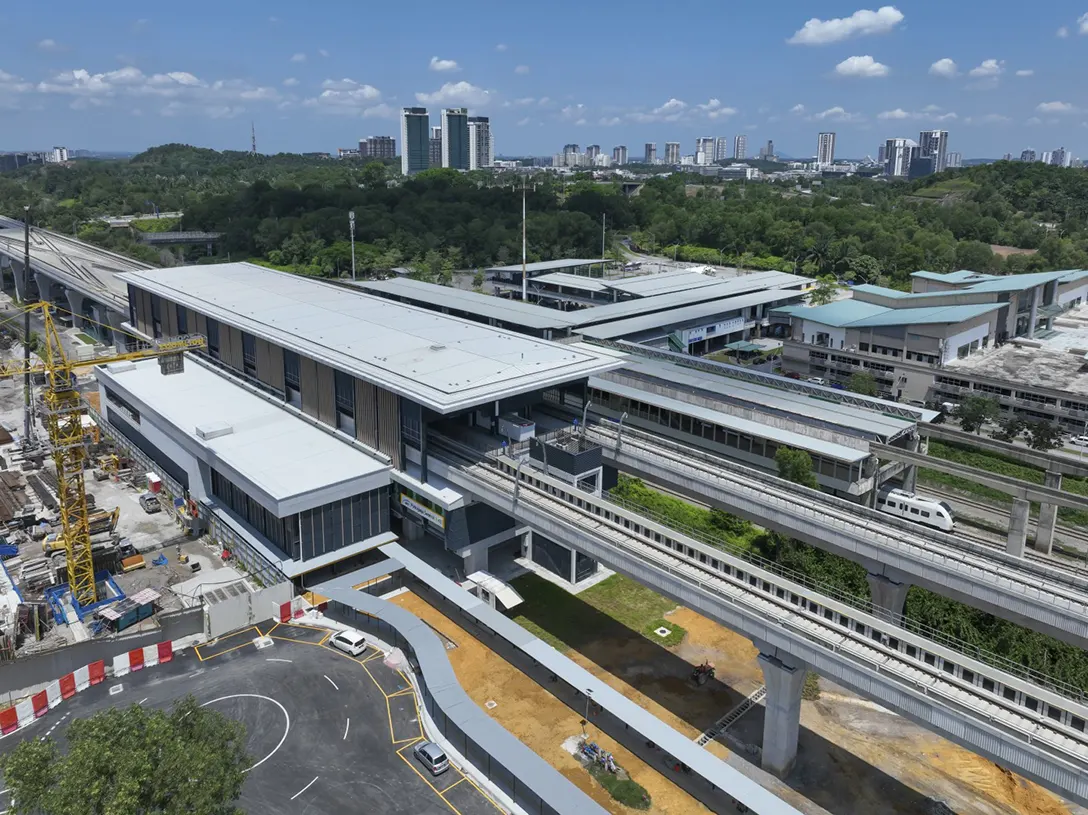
[{"left": 0, "top": 302, "right": 204, "bottom": 609}]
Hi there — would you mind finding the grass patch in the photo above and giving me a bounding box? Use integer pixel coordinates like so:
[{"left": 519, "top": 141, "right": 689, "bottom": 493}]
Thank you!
[
  {"left": 586, "top": 762, "right": 651, "bottom": 810},
  {"left": 75, "top": 332, "right": 98, "bottom": 345},
  {"left": 130, "top": 217, "right": 180, "bottom": 233},
  {"left": 510, "top": 573, "right": 684, "bottom": 653},
  {"left": 56, "top": 198, "right": 79, "bottom": 208},
  {"left": 802, "top": 672, "right": 821, "bottom": 701}
]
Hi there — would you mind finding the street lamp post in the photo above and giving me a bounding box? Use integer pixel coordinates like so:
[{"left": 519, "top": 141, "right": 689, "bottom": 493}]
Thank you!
[
  {"left": 581, "top": 688, "right": 594, "bottom": 738},
  {"left": 22, "top": 206, "right": 31, "bottom": 446},
  {"left": 348, "top": 211, "right": 356, "bottom": 281}
]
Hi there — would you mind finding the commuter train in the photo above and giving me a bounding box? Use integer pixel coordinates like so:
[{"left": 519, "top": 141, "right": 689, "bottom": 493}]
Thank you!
[{"left": 876, "top": 488, "right": 955, "bottom": 532}]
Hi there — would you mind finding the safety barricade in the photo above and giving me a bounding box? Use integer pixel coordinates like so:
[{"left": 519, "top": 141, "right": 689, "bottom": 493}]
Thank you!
[
  {"left": 15, "top": 699, "right": 34, "bottom": 728},
  {"left": 59, "top": 673, "right": 77, "bottom": 700},
  {"left": 45, "top": 679, "right": 62, "bottom": 709},
  {"left": 113, "top": 651, "right": 131, "bottom": 677},
  {"left": 0, "top": 706, "right": 18, "bottom": 734},
  {"left": 129, "top": 647, "right": 145, "bottom": 672},
  {"left": 88, "top": 660, "right": 105, "bottom": 685},
  {"left": 157, "top": 641, "right": 174, "bottom": 664},
  {"left": 31, "top": 691, "right": 48, "bottom": 719}
]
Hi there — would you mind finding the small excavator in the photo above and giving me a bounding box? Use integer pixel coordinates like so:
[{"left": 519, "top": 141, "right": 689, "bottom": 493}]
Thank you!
[{"left": 691, "top": 660, "right": 716, "bottom": 686}]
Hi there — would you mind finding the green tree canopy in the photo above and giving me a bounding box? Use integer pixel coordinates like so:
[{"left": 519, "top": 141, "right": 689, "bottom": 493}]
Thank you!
[
  {"left": 807, "top": 275, "right": 839, "bottom": 306},
  {"left": 846, "top": 372, "right": 878, "bottom": 396},
  {"left": 1027, "top": 421, "right": 1066, "bottom": 451},
  {"left": 2, "top": 696, "right": 249, "bottom": 815},
  {"left": 775, "top": 446, "right": 818, "bottom": 489},
  {"left": 954, "top": 396, "right": 1000, "bottom": 434}
]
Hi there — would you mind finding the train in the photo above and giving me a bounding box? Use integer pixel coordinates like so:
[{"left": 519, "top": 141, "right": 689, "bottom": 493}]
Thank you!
[{"left": 876, "top": 488, "right": 955, "bottom": 532}]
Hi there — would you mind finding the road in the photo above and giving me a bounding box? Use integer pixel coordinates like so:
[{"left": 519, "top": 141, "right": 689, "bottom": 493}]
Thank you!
[{"left": 0, "top": 623, "right": 503, "bottom": 815}]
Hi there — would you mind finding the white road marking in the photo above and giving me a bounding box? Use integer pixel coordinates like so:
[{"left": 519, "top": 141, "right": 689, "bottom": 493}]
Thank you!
[
  {"left": 138, "top": 698, "right": 148, "bottom": 705},
  {"left": 343, "top": 718, "right": 350, "bottom": 740},
  {"left": 265, "top": 658, "right": 293, "bottom": 663},
  {"left": 290, "top": 776, "right": 318, "bottom": 801},
  {"left": 324, "top": 675, "right": 339, "bottom": 691},
  {"left": 200, "top": 694, "right": 290, "bottom": 773}
]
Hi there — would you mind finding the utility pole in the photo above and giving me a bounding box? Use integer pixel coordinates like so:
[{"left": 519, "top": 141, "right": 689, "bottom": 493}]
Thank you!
[
  {"left": 601, "top": 212, "right": 606, "bottom": 261},
  {"left": 348, "top": 211, "right": 356, "bottom": 281},
  {"left": 521, "top": 180, "right": 528, "bottom": 302},
  {"left": 250, "top": 121, "right": 257, "bottom": 155},
  {"left": 21, "top": 207, "right": 32, "bottom": 446}
]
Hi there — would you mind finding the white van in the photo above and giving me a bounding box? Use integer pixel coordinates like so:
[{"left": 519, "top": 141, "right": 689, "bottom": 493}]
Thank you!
[{"left": 329, "top": 630, "right": 367, "bottom": 657}]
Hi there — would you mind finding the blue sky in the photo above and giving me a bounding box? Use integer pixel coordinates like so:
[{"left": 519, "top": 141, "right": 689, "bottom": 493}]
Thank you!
[{"left": 3, "top": 1, "right": 1088, "bottom": 160}]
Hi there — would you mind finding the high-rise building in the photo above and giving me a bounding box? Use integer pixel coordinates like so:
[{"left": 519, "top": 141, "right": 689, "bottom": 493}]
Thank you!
[
  {"left": 883, "top": 138, "right": 916, "bottom": 177},
  {"left": 49, "top": 146, "right": 69, "bottom": 163},
  {"left": 917, "top": 129, "right": 949, "bottom": 173},
  {"left": 664, "top": 142, "right": 681, "bottom": 164},
  {"left": 714, "top": 136, "right": 730, "bottom": 162},
  {"left": 467, "top": 117, "right": 492, "bottom": 170},
  {"left": 1041, "top": 151, "right": 1053, "bottom": 165},
  {"left": 644, "top": 143, "right": 657, "bottom": 163},
  {"left": 400, "top": 107, "right": 430, "bottom": 176},
  {"left": 1051, "top": 147, "right": 1071, "bottom": 168},
  {"left": 908, "top": 156, "right": 935, "bottom": 180},
  {"left": 612, "top": 145, "right": 628, "bottom": 165},
  {"left": 429, "top": 127, "right": 443, "bottom": 168},
  {"left": 696, "top": 137, "right": 715, "bottom": 165},
  {"left": 359, "top": 136, "right": 396, "bottom": 160},
  {"left": 733, "top": 134, "right": 748, "bottom": 160},
  {"left": 441, "top": 108, "right": 470, "bottom": 170},
  {"left": 1020, "top": 149, "right": 1037, "bottom": 162},
  {"left": 759, "top": 140, "right": 775, "bottom": 159},
  {"left": 946, "top": 151, "right": 963, "bottom": 169},
  {"left": 817, "top": 132, "right": 836, "bottom": 166},
  {"left": 586, "top": 144, "right": 601, "bottom": 159},
  {"left": 877, "top": 143, "right": 887, "bottom": 165},
  {"left": 1003, "top": 153, "right": 1014, "bottom": 161}
]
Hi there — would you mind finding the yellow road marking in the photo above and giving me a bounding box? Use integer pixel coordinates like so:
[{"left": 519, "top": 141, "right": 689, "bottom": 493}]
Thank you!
[
  {"left": 195, "top": 627, "right": 261, "bottom": 661},
  {"left": 395, "top": 750, "right": 464, "bottom": 815}
]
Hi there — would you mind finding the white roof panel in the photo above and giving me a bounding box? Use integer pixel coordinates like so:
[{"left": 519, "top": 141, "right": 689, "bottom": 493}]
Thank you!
[{"left": 118, "top": 263, "right": 623, "bottom": 414}]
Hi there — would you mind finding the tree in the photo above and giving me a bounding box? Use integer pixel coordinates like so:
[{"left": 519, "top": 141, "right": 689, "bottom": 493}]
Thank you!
[
  {"left": 1027, "top": 421, "right": 1066, "bottom": 451},
  {"left": 955, "top": 396, "right": 1000, "bottom": 433},
  {"left": 846, "top": 254, "right": 882, "bottom": 285},
  {"left": 2, "top": 696, "right": 249, "bottom": 815},
  {"left": 807, "top": 275, "right": 839, "bottom": 306},
  {"left": 846, "top": 372, "right": 878, "bottom": 396},
  {"left": 991, "top": 415, "right": 1026, "bottom": 443},
  {"left": 775, "top": 446, "right": 819, "bottom": 489},
  {"left": 472, "top": 270, "right": 484, "bottom": 289}
]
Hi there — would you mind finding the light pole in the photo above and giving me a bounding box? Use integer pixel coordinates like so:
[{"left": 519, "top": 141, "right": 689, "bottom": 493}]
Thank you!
[
  {"left": 348, "top": 211, "right": 356, "bottom": 281},
  {"left": 581, "top": 400, "right": 592, "bottom": 437},
  {"left": 616, "top": 412, "right": 628, "bottom": 450},
  {"left": 581, "top": 688, "right": 594, "bottom": 737},
  {"left": 22, "top": 206, "right": 31, "bottom": 446}
]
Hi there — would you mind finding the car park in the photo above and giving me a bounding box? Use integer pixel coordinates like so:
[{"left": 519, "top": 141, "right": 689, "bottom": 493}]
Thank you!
[{"left": 412, "top": 741, "right": 449, "bottom": 776}]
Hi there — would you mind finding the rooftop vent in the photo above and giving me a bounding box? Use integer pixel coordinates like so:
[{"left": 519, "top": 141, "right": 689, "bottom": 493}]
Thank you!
[
  {"left": 196, "top": 421, "right": 234, "bottom": 441},
  {"left": 430, "top": 344, "right": 447, "bottom": 351}
]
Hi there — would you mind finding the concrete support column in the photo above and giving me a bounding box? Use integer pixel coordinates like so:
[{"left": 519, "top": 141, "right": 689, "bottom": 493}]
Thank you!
[
  {"left": 1034, "top": 470, "right": 1062, "bottom": 555},
  {"left": 569, "top": 544, "right": 578, "bottom": 585},
  {"left": 867, "top": 573, "right": 910, "bottom": 621},
  {"left": 34, "top": 272, "right": 52, "bottom": 304},
  {"left": 107, "top": 309, "right": 127, "bottom": 352},
  {"left": 1028, "top": 287, "right": 1040, "bottom": 338},
  {"left": 901, "top": 433, "right": 920, "bottom": 494},
  {"left": 9, "top": 260, "right": 26, "bottom": 303},
  {"left": 1007, "top": 497, "right": 1030, "bottom": 557},
  {"left": 757, "top": 651, "right": 806, "bottom": 777},
  {"left": 65, "top": 289, "right": 85, "bottom": 330},
  {"left": 521, "top": 528, "right": 533, "bottom": 562}
]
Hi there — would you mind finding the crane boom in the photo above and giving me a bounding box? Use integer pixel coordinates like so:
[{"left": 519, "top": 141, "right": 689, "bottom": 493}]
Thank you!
[{"left": 0, "top": 302, "right": 205, "bottom": 609}]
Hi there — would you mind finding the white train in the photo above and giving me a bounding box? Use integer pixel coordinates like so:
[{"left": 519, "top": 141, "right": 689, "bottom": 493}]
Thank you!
[{"left": 876, "top": 488, "right": 955, "bottom": 532}]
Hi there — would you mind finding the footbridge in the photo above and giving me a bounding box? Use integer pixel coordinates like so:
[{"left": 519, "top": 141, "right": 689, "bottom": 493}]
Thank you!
[{"left": 426, "top": 435, "right": 1088, "bottom": 806}]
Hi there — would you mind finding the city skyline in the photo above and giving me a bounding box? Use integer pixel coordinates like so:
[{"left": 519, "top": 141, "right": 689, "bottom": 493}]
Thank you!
[{"left": 3, "top": 2, "right": 1088, "bottom": 158}]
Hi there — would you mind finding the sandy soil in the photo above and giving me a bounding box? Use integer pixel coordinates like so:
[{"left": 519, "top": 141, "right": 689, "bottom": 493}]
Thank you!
[{"left": 389, "top": 590, "right": 712, "bottom": 815}]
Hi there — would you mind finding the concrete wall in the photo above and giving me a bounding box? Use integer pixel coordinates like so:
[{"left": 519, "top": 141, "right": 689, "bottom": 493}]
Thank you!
[
  {"left": 0, "top": 607, "right": 202, "bottom": 702},
  {"left": 943, "top": 322, "right": 992, "bottom": 364},
  {"left": 206, "top": 582, "right": 292, "bottom": 639}
]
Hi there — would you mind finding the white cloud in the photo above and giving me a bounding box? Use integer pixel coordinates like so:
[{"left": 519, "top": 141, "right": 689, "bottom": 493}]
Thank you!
[
  {"left": 574, "top": 118, "right": 587, "bottom": 126},
  {"left": 968, "top": 59, "right": 1003, "bottom": 77},
  {"left": 599, "top": 116, "right": 621, "bottom": 126},
  {"left": 1026, "top": 117, "right": 1043, "bottom": 126},
  {"left": 514, "top": 64, "right": 530, "bottom": 74},
  {"left": 321, "top": 78, "right": 378, "bottom": 93},
  {"left": 879, "top": 107, "right": 956, "bottom": 121},
  {"left": 361, "top": 103, "right": 395, "bottom": 118},
  {"left": 496, "top": 43, "right": 508, "bottom": 52},
  {"left": 1037, "top": 100, "right": 1077, "bottom": 113},
  {"left": 305, "top": 79, "right": 381, "bottom": 113},
  {"left": 1058, "top": 26, "right": 1070, "bottom": 37},
  {"left": 429, "top": 56, "right": 460, "bottom": 72},
  {"left": 560, "top": 103, "right": 586, "bottom": 120},
  {"left": 811, "top": 105, "right": 864, "bottom": 122},
  {"left": 1080, "top": 12, "right": 1088, "bottom": 33},
  {"left": 415, "top": 81, "right": 491, "bottom": 107},
  {"left": 160, "top": 101, "right": 245, "bottom": 119},
  {"left": 516, "top": 117, "right": 530, "bottom": 126},
  {"left": 1015, "top": 69, "right": 1034, "bottom": 77},
  {"left": 654, "top": 97, "right": 687, "bottom": 114},
  {"left": 964, "top": 113, "right": 1012, "bottom": 125},
  {"left": 697, "top": 98, "right": 737, "bottom": 119},
  {"left": 537, "top": 97, "right": 551, "bottom": 106},
  {"left": 37, "top": 39, "right": 63, "bottom": 52},
  {"left": 929, "top": 58, "right": 958, "bottom": 78},
  {"left": 269, "top": 16, "right": 280, "bottom": 23},
  {"left": 834, "top": 55, "right": 889, "bottom": 77},
  {"left": 788, "top": 6, "right": 904, "bottom": 45},
  {"left": 317, "top": 49, "right": 329, "bottom": 58},
  {"left": 290, "top": 53, "right": 306, "bottom": 63},
  {"left": 877, "top": 108, "right": 911, "bottom": 120},
  {"left": 512, "top": 96, "right": 535, "bottom": 106},
  {"left": 790, "top": 103, "right": 806, "bottom": 114},
  {"left": 283, "top": 77, "right": 299, "bottom": 87}
]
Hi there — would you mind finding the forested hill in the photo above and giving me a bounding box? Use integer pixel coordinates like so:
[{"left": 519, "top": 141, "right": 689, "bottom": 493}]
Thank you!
[{"left": 1, "top": 144, "right": 1086, "bottom": 285}]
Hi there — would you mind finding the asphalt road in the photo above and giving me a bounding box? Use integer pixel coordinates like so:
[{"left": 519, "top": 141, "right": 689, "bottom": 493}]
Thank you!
[{"left": 0, "top": 623, "right": 502, "bottom": 815}]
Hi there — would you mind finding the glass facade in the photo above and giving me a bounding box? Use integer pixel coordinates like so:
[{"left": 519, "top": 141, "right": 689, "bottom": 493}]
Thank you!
[
  {"left": 334, "top": 369, "right": 355, "bottom": 436},
  {"left": 206, "top": 318, "right": 220, "bottom": 360},
  {"left": 150, "top": 295, "right": 162, "bottom": 338},
  {"left": 242, "top": 332, "right": 257, "bottom": 378},
  {"left": 176, "top": 304, "right": 188, "bottom": 335},
  {"left": 283, "top": 349, "right": 301, "bottom": 408}
]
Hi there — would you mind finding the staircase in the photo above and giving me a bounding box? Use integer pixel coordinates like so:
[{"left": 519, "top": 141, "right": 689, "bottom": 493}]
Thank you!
[{"left": 695, "top": 685, "right": 767, "bottom": 747}]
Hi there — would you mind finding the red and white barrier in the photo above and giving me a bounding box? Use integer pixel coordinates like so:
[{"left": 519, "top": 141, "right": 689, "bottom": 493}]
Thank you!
[{"left": 0, "top": 645, "right": 174, "bottom": 738}]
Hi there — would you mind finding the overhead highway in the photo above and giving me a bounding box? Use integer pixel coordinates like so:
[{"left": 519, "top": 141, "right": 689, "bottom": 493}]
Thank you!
[{"left": 426, "top": 433, "right": 1088, "bottom": 807}]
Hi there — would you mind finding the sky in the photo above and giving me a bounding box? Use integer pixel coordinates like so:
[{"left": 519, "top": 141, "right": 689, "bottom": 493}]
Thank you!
[{"left": 3, "top": 1, "right": 1088, "bottom": 160}]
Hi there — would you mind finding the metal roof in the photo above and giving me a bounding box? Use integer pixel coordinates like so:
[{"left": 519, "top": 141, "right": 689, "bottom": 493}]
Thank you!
[
  {"left": 911, "top": 270, "right": 997, "bottom": 284},
  {"left": 531, "top": 272, "right": 610, "bottom": 293},
  {"left": 848, "top": 303, "right": 1001, "bottom": 327},
  {"left": 96, "top": 356, "right": 392, "bottom": 504},
  {"left": 569, "top": 271, "right": 812, "bottom": 328},
  {"left": 578, "top": 288, "right": 804, "bottom": 340},
  {"left": 602, "top": 270, "right": 722, "bottom": 297},
  {"left": 485, "top": 258, "right": 608, "bottom": 274},
  {"left": 768, "top": 298, "right": 886, "bottom": 327},
  {"left": 119, "top": 263, "right": 623, "bottom": 414},
  {"left": 591, "top": 376, "right": 870, "bottom": 462},
  {"left": 350, "top": 277, "right": 582, "bottom": 329},
  {"left": 609, "top": 357, "right": 917, "bottom": 443}
]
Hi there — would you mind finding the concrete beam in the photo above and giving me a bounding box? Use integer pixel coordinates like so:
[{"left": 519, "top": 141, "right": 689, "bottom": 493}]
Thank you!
[
  {"left": 1008, "top": 498, "right": 1030, "bottom": 557},
  {"left": 871, "top": 442, "right": 1088, "bottom": 510},
  {"left": 919, "top": 424, "right": 1088, "bottom": 479},
  {"left": 757, "top": 651, "right": 806, "bottom": 777},
  {"left": 1035, "top": 470, "right": 1061, "bottom": 555}
]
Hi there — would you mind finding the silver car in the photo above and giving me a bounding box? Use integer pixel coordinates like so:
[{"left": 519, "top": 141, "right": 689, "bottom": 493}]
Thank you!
[{"left": 413, "top": 741, "right": 449, "bottom": 776}]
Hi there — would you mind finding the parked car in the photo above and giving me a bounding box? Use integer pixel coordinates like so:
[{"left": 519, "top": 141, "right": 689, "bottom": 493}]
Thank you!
[
  {"left": 413, "top": 741, "right": 450, "bottom": 776},
  {"left": 329, "top": 630, "right": 367, "bottom": 657},
  {"left": 1070, "top": 435, "right": 1088, "bottom": 448}
]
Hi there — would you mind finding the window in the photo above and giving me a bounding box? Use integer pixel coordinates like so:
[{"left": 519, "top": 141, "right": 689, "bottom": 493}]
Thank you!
[
  {"left": 127, "top": 284, "right": 137, "bottom": 328},
  {"left": 242, "top": 332, "right": 257, "bottom": 378},
  {"left": 1025, "top": 696, "right": 1039, "bottom": 713},
  {"left": 334, "top": 370, "right": 355, "bottom": 436},
  {"left": 283, "top": 350, "right": 301, "bottom": 409},
  {"left": 206, "top": 318, "right": 220, "bottom": 360},
  {"left": 150, "top": 295, "right": 162, "bottom": 339},
  {"left": 176, "top": 305, "right": 188, "bottom": 335}
]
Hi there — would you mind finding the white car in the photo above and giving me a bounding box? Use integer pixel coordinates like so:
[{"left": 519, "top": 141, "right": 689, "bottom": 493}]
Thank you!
[
  {"left": 329, "top": 630, "right": 367, "bottom": 657},
  {"left": 1071, "top": 435, "right": 1088, "bottom": 448}
]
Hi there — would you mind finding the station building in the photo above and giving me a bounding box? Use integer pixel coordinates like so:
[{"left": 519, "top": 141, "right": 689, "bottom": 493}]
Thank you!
[{"left": 108, "top": 262, "right": 624, "bottom": 586}]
